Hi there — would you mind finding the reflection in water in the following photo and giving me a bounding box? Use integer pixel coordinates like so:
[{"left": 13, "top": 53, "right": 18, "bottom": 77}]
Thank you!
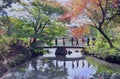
[
  {"left": 31, "top": 59, "right": 37, "bottom": 71},
  {"left": 88, "top": 62, "right": 90, "bottom": 68},
  {"left": 2, "top": 48, "right": 119, "bottom": 79},
  {"left": 72, "top": 61, "right": 74, "bottom": 69},
  {"left": 64, "top": 61, "right": 66, "bottom": 68},
  {"left": 82, "top": 60, "right": 85, "bottom": 68},
  {"left": 76, "top": 60, "right": 79, "bottom": 68}
]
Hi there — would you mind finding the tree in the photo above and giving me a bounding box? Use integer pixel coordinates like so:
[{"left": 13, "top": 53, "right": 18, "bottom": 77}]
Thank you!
[
  {"left": 0, "top": 0, "right": 21, "bottom": 36},
  {"left": 34, "top": 0, "right": 66, "bottom": 17},
  {"left": 11, "top": 0, "right": 67, "bottom": 48},
  {"left": 0, "top": 15, "right": 13, "bottom": 36},
  {"left": 59, "top": 0, "right": 120, "bottom": 48}
]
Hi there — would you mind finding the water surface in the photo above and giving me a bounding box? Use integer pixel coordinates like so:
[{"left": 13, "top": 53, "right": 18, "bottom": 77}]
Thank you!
[{"left": 1, "top": 48, "right": 120, "bottom": 79}]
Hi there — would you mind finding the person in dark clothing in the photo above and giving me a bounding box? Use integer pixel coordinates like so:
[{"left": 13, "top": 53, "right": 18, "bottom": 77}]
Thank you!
[
  {"left": 71, "top": 37, "right": 74, "bottom": 46},
  {"left": 87, "top": 37, "right": 90, "bottom": 46},
  {"left": 76, "top": 38, "right": 79, "bottom": 46},
  {"left": 81, "top": 37, "right": 84, "bottom": 45},
  {"left": 63, "top": 37, "right": 65, "bottom": 45},
  {"left": 55, "top": 38, "right": 58, "bottom": 46}
]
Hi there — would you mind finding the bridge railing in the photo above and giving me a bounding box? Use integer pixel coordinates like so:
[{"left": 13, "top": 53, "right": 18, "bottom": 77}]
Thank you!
[
  {"left": 35, "top": 37, "right": 86, "bottom": 48},
  {"left": 51, "top": 37, "right": 84, "bottom": 47}
]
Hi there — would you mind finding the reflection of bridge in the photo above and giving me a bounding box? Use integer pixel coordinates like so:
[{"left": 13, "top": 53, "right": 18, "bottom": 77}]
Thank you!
[
  {"left": 38, "top": 56, "right": 90, "bottom": 69},
  {"left": 39, "top": 56, "right": 85, "bottom": 61}
]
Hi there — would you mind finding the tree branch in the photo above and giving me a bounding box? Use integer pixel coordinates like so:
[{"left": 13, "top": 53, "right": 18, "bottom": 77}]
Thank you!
[
  {"left": 39, "top": 19, "right": 50, "bottom": 34},
  {"left": 97, "top": 0, "right": 106, "bottom": 28},
  {"left": 85, "top": 12, "right": 99, "bottom": 29},
  {"left": 86, "top": 8, "right": 99, "bottom": 23},
  {"left": 105, "top": 13, "right": 118, "bottom": 25}
]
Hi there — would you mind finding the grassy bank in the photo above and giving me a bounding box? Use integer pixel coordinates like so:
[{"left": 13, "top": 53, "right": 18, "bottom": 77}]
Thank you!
[{"left": 84, "top": 37, "right": 120, "bottom": 64}]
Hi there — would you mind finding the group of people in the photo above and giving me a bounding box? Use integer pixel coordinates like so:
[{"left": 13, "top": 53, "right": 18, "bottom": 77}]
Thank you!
[
  {"left": 71, "top": 36, "right": 95, "bottom": 46},
  {"left": 71, "top": 37, "right": 86, "bottom": 46},
  {"left": 55, "top": 36, "right": 96, "bottom": 46},
  {"left": 55, "top": 37, "right": 66, "bottom": 46}
]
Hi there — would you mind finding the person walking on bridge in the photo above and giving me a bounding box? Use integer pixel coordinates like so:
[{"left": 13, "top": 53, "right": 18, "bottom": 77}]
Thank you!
[
  {"left": 87, "top": 37, "right": 90, "bottom": 46},
  {"left": 63, "top": 37, "right": 65, "bottom": 45},
  {"left": 55, "top": 38, "right": 58, "bottom": 46},
  {"left": 71, "top": 37, "right": 74, "bottom": 46},
  {"left": 76, "top": 37, "right": 79, "bottom": 46},
  {"left": 81, "top": 37, "right": 84, "bottom": 46}
]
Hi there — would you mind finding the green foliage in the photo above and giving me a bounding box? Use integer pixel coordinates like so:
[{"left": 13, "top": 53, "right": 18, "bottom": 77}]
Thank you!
[
  {"left": 11, "top": 18, "right": 34, "bottom": 38},
  {"left": 0, "top": 35, "right": 15, "bottom": 45},
  {"left": 20, "top": 67, "right": 27, "bottom": 73},
  {"left": 89, "top": 25, "right": 98, "bottom": 36},
  {"left": 87, "top": 33, "right": 120, "bottom": 60},
  {"left": 19, "top": 38, "right": 29, "bottom": 44},
  {"left": 11, "top": 1, "right": 67, "bottom": 48},
  {"left": 0, "top": 16, "right": 12, "bottom": 36},
  {"left": 45, "top": 20, "right": 67, "bottom": 37},
  {"left": 34, "top": 49, "right": 47, "bottom": 54},
  {"left": 30, "top": 0, "right": 66, "bottom": 16},
  {"left": 0, "top": 35, "right": 16, "bottom": 59},
  {"left": 14, "top": 54, "right": 25, "bottom": 64},
  {"left": 0, "top": 0, "right": 67, "bottom": 59}
]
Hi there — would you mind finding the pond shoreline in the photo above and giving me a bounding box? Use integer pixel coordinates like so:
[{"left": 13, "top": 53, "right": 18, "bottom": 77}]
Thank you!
[
  {"left": 0, "top": 48, "right": 120, "bottom": 78},
  {"left": 1, "top": 53, "right": 120, "bottom": 79},
  {"left": 82, "top": 49, "right": 120, "bottom": 65},
  {"left": 0, "top": 44, "right": 44, "bottom": 78},
  {"left": 89, "top": 54, "right": 120, "bottom": 64},
  {"left": 0, "top": 53, "right": 43, "bottom": 78},
  {"left": 86, "top": 56, "right": 120, "bottom": 72}
]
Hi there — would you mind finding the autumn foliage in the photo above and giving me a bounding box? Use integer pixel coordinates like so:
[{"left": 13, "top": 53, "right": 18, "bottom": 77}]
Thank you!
[
  {"left": 58, "top": 0, "right": 120, "bottom": 21},
  {"left": 70, "top": 25, "right": 90, "bottom": 38}
]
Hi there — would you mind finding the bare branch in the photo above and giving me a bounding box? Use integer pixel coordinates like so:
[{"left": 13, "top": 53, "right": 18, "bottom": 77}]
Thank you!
[
  {"left": 105, "top": 13, "right": 118, "bottom": 25},
  {"left": 85, "top": 12, "right": 98, "bottom": 29},
  {"left": 98, "top": 1, "right": 106, "bottom": 27},
  {"left": 87, "top": 8, "right": 99, "bottom": 21}
]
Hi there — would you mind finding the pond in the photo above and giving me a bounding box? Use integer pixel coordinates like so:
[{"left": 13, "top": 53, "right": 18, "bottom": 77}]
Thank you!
[{"left": 1, "top": 48, "right": 120, "bottom": 79}]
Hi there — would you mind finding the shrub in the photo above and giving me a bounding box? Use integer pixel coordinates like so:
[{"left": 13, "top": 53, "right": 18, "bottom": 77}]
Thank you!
[{"left": 14, "top": 54, "right": 25, "bottom": 64}]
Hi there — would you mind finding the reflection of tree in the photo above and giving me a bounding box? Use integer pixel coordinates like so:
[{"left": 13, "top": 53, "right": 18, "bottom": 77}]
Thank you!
[
  {"left": 31, "top": 59, "right": 37, "bottom": 71},
  {"left": 76, "top": 60, "right": 79, "bottom": 68},
  {"left": 12, "top": 59, "right": 68, "bottom": 79},
  {"left": 72, "top": 61, "right": 75, "bottom": 69},
  {"left": 8, "top": 59, "right": 68, "bottom": 79},
  {"left": 40, "top": 59, "right": 68, "bottom": 79},
  {"left": 4, "top": 53, "right": 87, "bottom": 79},
  {"left": 82, "top": 60, "right": 85, "bottom": 68}
]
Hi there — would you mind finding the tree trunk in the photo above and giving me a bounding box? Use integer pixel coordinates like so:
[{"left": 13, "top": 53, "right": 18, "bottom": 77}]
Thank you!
[
  {"left": 98, "top": 29, "right": 114, "bottom": 48},
  {"left": 30, "top": 38, "right": 37, "bottom": 48}
]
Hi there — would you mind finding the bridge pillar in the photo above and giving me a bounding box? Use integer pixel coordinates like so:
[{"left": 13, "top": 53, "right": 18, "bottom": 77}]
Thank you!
[{"left": 55, "top": 47, "right": 67, "bottom": 56}]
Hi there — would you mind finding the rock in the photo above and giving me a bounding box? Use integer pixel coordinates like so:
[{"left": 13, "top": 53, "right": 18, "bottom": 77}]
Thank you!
[
  {"left": 68, "top": 50, "right": 72, "bottom": 55},
  {"left": 55, "top": 47, "right": 67, "bottom": 56}
]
